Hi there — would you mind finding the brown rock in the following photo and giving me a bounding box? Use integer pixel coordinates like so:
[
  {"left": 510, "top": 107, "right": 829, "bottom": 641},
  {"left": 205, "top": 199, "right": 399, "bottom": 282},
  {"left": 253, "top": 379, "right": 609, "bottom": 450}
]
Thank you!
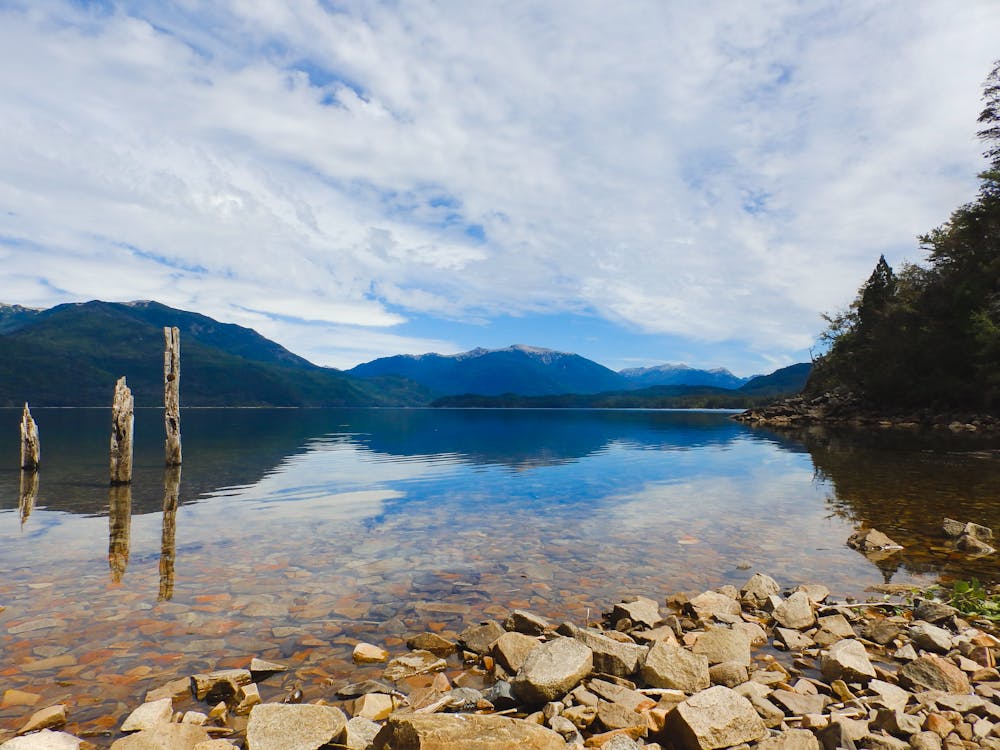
[
  {"left": 773, "top": 591, "right": 816, "bottom": 630},
  {"left": 120, "top": 699, "right": 173, "bottom": 732},
  {"left": 353, "top": 643, "right": 389, "bottom": 664},
  {"left": 611, "top": 597, "right": 663, "bottom": 628},
  {"left": 245, "top": 704, "right": 347, "bottom": 750},
  {"left": 17, "top": 705, "right": 68, "bottom": 736},
  {"left": 739, "top": 573, "right": 780, "bottom": 608},
  {"left": 770, "top": 689, "right": 828, "bottom": 716},
  {"left": 512, "top": 637, "right": 594, "bottom": 705},
  {"left": 756, "top": 729, "right": 822, "bottom": 750},
  {"left": 110, "top": 725, "right": 212, "bottom": 750},
  {"left": 406, "top": 633, "right": 457, "bottom": 656},
  {"left": 899, "top": 655, "right": 972, "bottom": 694},
  {"left": 596, "top": 701, "right": 646, "bottom": 732},
  {"left": 459, "top": 621, "right": 506, "bottom": 654},
  {"left": 383, "top": 651, "right": 448, "bottom": 682},
  {"left": 686, "top": 592, "right": 740, "bottom": 622},
  {"left": 372, "top": 713, "right": 568, "bottom": 749},
  {"left": 504, "top": 610, "right": 553, "bottom": 636},
  {"left": 640, "top": 641, "right": 710, "bottom": 694},
  {"left": 820, "top": 639, "right": 876, "bottom": 684},
  {"left": 692, "top": 628, "right": 751, "bottom": 666},
  {"left": 2, "top": 730, "right": 88, "bottom": 749},
  {"left": 493, "top": 631, "right": 542, "bottom": 674},
  {"left": 664, "top": 685, "right": 767, "bottom": 750}
]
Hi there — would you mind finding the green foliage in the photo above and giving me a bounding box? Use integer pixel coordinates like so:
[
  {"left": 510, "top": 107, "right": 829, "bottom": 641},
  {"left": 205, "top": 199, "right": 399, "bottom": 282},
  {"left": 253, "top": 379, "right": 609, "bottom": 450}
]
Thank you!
[
  {"left": 921, "top": 579, "right": 1000, "bottom": 624},
  {"left": 810, "top": 60, "right": 1000, "bottom": 412}
]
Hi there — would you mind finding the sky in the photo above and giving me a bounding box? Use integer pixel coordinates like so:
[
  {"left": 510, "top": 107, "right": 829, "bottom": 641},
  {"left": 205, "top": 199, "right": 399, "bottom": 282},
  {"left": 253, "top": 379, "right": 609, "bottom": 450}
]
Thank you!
[{"left": 1, "top": 1, "right": 998, "bottom": 376}]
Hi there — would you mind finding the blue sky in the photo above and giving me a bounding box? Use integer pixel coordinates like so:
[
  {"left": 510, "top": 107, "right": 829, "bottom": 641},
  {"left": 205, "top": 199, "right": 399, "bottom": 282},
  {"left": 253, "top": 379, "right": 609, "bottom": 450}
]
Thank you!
[{"left": 1, "top": 1, "right": 999, "bottom": 375}]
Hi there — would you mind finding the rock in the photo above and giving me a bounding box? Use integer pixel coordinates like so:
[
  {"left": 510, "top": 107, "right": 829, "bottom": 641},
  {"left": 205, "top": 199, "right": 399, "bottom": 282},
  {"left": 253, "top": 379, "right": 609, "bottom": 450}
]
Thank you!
[
  {"left": 595, "top": 701, "right": 645, "bottom": 732},
  {"left": 813, "top": 614, "right": 855, "bottom": 646},
  {"left": 121, "top": 699, "right": 173, "bottom": 732},
  {"left": 866, "top": 679, "right": 911, "bottom": 713},
  {"left": 190, "top": 670, "right": 252, "bottom": 702},
  {"left": 493, "top": 631, "right": 542, "bottom": 673},
  {"left": 180, "top": 713, "right": 207, "bottom": 726},
  {"left": 733, "top": 684, "right": 784, "bottom": 729},
  {"left": 372, "top": 713, "right": 568, "bottom": 749},
  {"left": 816, "top": 718, "right": 870, "bottom": 750},
  {"left": 914, "top": 600, "right": 959, "bottom": 623},
  {"left": 909, "top": 622, "right": 954, "bottom": 653},
  {"left": 0, "top": 730, "right": 87, "bottom": 749},
  {"left": 610, "top": 597, "right": 662, "bottom": 628},
  {"left": 594, "top": 735, "right": 641, "bottom": 750},
  {"left": 512, "top": 637, "right": 594, "bottom": 705},
  {"left": 857, "top": 734, "right": 909, "bottom": 750},
  {"left": 873, "top": 708, "right": 923, "bottom": 736},
  {"left": 821, "top": 639, "right": 876, "bottom": 684},
  {"left": 192, "top": 743, "right": 237, "bottom": 750},
  {"left": 756, "top": 729, "right": 822, "bottom": 750},
  {"left": 17, "top": 706, "right": 67, "bottom": 736},
  {"left": 771, "top": 689, "right": 828, "bottom": 716},
  {"left": 406, "top": 633, "right": 457, "bottom": 656},
  {"left": 353, "top": 643, "right": 389, "bottom": 664},
  {"left": 248, "top": 658, "right": 287, "bottom": 676},
  {"left": 459, "top": 621, "right": 506, "bottom": 654},
  {"left": 732, "top": 621, "right": 768, "bottom": 646},
  {"left": 562, "top": 705, "right": 598, "bottom": 730},
  {"left": 109, "top": 725, "right": 212, "bottom": 750},
  {"left": 640, "top": 641, "right": 710, "bottom": 694},
  {"left": 504, "top": 609, "right": 553, "bottom": 636},
  {"left": 910, "top": 731, "right": 943, "bottom": 750},
  {"left": 708, "top": 662, "right": 748, "bottom": 687},
  {"left": 631, "top": 625, "right": 679, "bottom": 646},
  {"left": 957, "top": 534, "right": 995, "bottom": 554},
  {"left": 775, "top": 627, "right": 815, "bottom": 651},
  {"left": 664, "top": 685, "right": 767, "bottom": 750},
  {"left": 482, "top": 681, "right": 518, "bottom": 711},
  {"left": 898, "top": 655, "right": 972, "bottom": 694},
  {"left": 692, "top": 628, "right": 751, "bottom": 666},
  {"left": 565, "top": 625, "right": 646, "bottom": 677},
  {"left": 961, "top": 521, "right": 994, "bottom": 542},
  {"left": 739, "top": 573, "right": 780, "bottom": 608},
  {"left": 847, "top": 528, "right": 902, "bottom": 553},
  {"left": 145, "top": 679, "right": 192, "bottom": 704},
  {"left": 586, "top": 680, "right": 655, "bottom": 713},
  {"left": 345, "top": 717, "right": 381, "bottom": 750},
  {"left": 353, "top": 693, "right": 395, "bottom": 721},
  {"left": 795, "top": 584, "right": 830, "bottom": 604},
  {"left": 773, "top": 591, "right": 816, "bottom": 630},
  {"left": 943, "top": 518, "right": 967, "bottom": 537},
  {"left": 383, "top": 650, "right": 448, "bottom": 682},
  {"left": 686, "top": 591, "right": 740, "bottom": 621},
  {"left": 336, "top": 681, "right": 396, "bottom": 699},
  {"left": 245, "top": 704, "right": 347, "bottom": 750},
  {"left": 235, "top": 683, "right": 261, "bottom": 715}
]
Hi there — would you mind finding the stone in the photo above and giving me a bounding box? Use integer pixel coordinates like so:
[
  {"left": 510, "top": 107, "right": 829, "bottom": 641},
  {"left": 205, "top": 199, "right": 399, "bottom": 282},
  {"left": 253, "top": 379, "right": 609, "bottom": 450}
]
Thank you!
[
  {"left": 482, "top": 681, "right": 518, "bottom": 711},
  {"left": 372, "top": 713, "right": 568, "bottom": 749},
  {"left": 512, "top": 637, "right": 594, "bottom": 705},
  {"left": 235, "top": 683, "right": 261, "bottom": 715},
  {"left": 866, "top": 680, "right": 911, "bottom": 713},
  {"left": 16, "top": 706, "right": 67, "bottom": 736},
  {"left": 109, "top": 725, "right": 212, "bottom": 750},
  {"left": 961, "top": 521, "right": 994, "bottom": 542},
  {"left": 146, "top": 679, "right": 195, "bottom": 704},
  {"left": 857, "top": 734, "right": 909, "bottom": 750},
  {"left": 692, "top": 628, "right": 751, "bottom": 666},
  {"left": 923, "top": 712, "right": 957, "bottom": 737},
  {"left": 873, "top": 708, "right": 923, "bottom": 736},
  {"left": 664, "top": 686, "right": 767, "bottom": 750},
  {"left": 739, "top": 573, "right": 780, "bottom": 608},
  {"left": 733, "top": 687, "right": 784, "bottom": 729},
  {"left": 911, "top": 732, "right": 943, "bottom": 750},
  {"left": 631, "top": 625, "right": 679, "bottom": 645},
  {"left": 708, "top": 662, "right": 748, "bottom": 687},
  {"left": 505, "top": 609, "right": 553, "bottom": 636},
  {"left": 245, "top": 704, "right": 347, "bottom": 750},
  {"left": 610, "top": 597, "right": 662, "bottom": 628},
  {"left": 817, "top": 718, "right": 870, "bottom": 750},
  {"left": 190, "top": 670, "right": 252, "bottom": 702},
  {"left": 180, "top": 713, "right": 207, "bottom": 725},
  {"left": 562, "top": 706, "right": 598, "bottom": 730},
  {"left": 775, "top": 627, "right": 815, "bottom": 650},
  {"left": 587, "top": 679, "right": 655, "bottom": 714},
  {"left": 943, "top": 518, "right": 967, "bottom": 537},
  {"left": 345, "top": 717, "right": 381, "bottom": 750},
  {"left": 459, "top": 621, "right": 506, "bottom": 654},
  {"left": 796, "top": 584, "right": 830, "bottom": 604},
  {"left": 771, "top": 689, "right": 828, "bottom": 716},
  {"left": 383, "top": 650, "right": 448, "bottom": 682},
  {"left": 595, "top": 701, "right": 645, "bottom": 732},
  {"left": 595, "top": 735, "right": 641, "bottom": 750},
  {"left": 0, "top": 731, "right": 87, "bottom": 750},
  {"left": 248, "top": 658, "right": 287, "bottom": 675},
  {"left": 2, "top": 691, "right": 41, "bottom": 709},
  {"left": 336, "top": 681, "right": 396, "bottom": 699},
  {"left": 909, "top": 622, "right": 955, "bottom": 653},
  {"left": 121, "top": 699, "right": 173, "bottom": 732},
  {"left": 732, "top": 621, "right": 768, "bottom": 646},
  {"left": 406, "top": 633, "right": 457, "bottom": 656},
  {"left": 957, "top": 535, "right": 995, "bottom": 554},
  {"left": 353, "top": 643, "right": 389, "bottom": 664},
  {"left": 353, "top": 693, "right": 395, "bottom": 721},
  {"left": 640, "top": 641, "right": 710, "bottom": 694},
  {"left": 932, "top": 693, "right": 986, "bottom": 712},
  {"left": 756, "top": 729, "right": 822, "bottom": 750},
  {"left": 773, "top": 591, "right": 816, "bottom": 630},
  {"left": 898, "top": 655, "right": 972, "bottom": 694},
  {"left": 192, "top": 743, "right": 237, "bottom": 750},
  {"left": 821, "top": 639, "right": 877, "bottom": 684},
  {"left": 686, "top": 591, "right": 741, "bottom": 621},
  {"left": 848, "top": 528, "right": 902, "bottom": 552},
  {"left": 914, "top": 601, "right": 960, "bottom": 623},
  {"left": 493, "top": 631, "right": 542, "bottom": 673},
  {"left": 813, "top": 614, "right": 855, "bottom": 646},
  {"left": 566, "top": 626, "right": 646, "bottom": 677}
]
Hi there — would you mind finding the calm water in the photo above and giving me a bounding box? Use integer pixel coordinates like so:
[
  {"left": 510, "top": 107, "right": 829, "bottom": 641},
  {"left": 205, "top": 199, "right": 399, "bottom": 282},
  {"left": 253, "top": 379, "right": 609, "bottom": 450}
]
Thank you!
[{"left": 1, "top": 408, "right": 999, "bottom": 741}]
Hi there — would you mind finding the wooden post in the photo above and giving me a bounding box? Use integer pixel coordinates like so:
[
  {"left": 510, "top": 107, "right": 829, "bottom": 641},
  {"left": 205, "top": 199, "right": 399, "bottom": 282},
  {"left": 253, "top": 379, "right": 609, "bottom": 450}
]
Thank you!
[
  {"left": 164, "top": 326, "right": 182, "bottom": 466},
  {"left": 110, "top": 376, "right": 134, "bottom": 485},
  {"left": 159, "top": 465, "right": 180, "bottom": 601},
  {"left": 18, "top": 470, "right": 38, "bottom": 528},
  {"left": 108, "top": 484, "right": 132, "bottom": 583},
  {"left": 20, "top": 403, "right": 40, "bottom": 471}
]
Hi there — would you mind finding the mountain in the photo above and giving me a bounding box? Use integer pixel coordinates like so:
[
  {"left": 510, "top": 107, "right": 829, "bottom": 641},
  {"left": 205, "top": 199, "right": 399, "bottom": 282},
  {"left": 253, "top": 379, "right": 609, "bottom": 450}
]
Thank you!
[
  {"left": 740, "top": 362, "right": 812, "bottom": 397},
  {"left": 347, "top": 345, "right": 627, "bottom": 397},
  {"left": 619, "top": 363, "right": 749, "bottom": 389},
  {"left": 0, "top": 300, "right": 430, "bottom": 407}
]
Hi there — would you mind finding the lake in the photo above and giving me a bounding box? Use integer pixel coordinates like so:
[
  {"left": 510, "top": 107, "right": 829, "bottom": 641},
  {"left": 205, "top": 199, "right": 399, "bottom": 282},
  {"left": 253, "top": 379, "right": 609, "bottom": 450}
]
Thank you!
[{"left": 1, "top": 407, "right": 999, "bottom": 741}]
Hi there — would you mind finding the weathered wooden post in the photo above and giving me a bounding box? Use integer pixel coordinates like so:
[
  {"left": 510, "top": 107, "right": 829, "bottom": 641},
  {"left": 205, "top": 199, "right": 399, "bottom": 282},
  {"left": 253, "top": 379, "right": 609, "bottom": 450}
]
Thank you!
[
  {"left": 164, "top": 326, "right": 182, "bottom": 466},
  {"left": 108, "top": 484, "right": 132, "bottom": 583},
  {"left": 20, "top": 403, "right": 40, "bottom": 471},
  {"left": 18, "top": 470, "right": 38, "bottom": 528},
  {"left": 159, "top": 465, "right": 180, "bottom": 601},
  {"left": 110, "top": 376, "right": 134, "bottom": 485}
]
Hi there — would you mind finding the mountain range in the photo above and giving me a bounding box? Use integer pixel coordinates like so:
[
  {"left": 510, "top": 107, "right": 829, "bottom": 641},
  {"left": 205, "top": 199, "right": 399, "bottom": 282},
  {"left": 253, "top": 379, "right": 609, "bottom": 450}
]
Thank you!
[{"left": 0, "top": 300, "right": 810, "bottom": 407}]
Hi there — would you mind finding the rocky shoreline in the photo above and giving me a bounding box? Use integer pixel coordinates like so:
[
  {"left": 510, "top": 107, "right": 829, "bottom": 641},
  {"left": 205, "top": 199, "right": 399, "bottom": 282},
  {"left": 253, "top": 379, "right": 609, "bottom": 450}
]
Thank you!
[
  {"left": 5, "top": 573, "right": 1000, "bottom": 750},
  {"left": 734, "top": 393, "right": 1000, "bottom": 433}
]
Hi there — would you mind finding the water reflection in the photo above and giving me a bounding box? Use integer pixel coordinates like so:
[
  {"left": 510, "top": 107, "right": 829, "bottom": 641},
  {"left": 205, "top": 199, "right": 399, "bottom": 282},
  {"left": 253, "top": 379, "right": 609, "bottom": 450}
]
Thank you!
[
  {"left": 17, "top": 470, "right": 37, "bottom": 527},
  {"left": 159, "top": 466, "right": 180, "bottom": 601},
  {"left": 108, "top": 484, "right": 132, "bottom": 583}
]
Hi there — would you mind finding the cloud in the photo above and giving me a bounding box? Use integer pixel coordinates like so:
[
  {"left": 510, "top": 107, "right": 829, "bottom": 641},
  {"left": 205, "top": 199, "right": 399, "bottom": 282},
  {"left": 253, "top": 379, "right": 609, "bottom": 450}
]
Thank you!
[{"left": 1, "top": 0, "right": 998, "bottom": 367}]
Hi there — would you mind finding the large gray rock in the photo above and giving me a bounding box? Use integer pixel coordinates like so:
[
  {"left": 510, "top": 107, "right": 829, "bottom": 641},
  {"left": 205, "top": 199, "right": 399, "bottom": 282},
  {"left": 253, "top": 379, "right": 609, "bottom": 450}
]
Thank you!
[
  {"left": 740, "top": 573, "right": 781, "bottom": 608},
  {"left": 820, "top": 638, "right": 876, "bottom": 683},
  {"left": 898, "top": 655, "right": 971, "bottom": 694},
  {"left": 692, "top": 627, "right": 751, "bottom": 666},
  {"left": 372, "top": 713, "right": 568, "bottom": 749},
  {"left": 503, "top": 610, "right": 552, "bottom": 636},
  {"left": 511, "top": 637, "right": 593, "bottom": 705},
  {"left": 459, "top": 621, "right": 506, "bottom": 654},
  {"left": 565, "top": 625, "right": 646, "bottom": 677},
  {"left": 640, "top": 641, "right": 710, "bottom": 694},
  {"left": 245, "top": 704, "right": 347, "bottom": 750},
  {"left": 686, "top": 591, "right": 741, "bottom": 621},
  {"left": 0, "top": 731, "right": 87, "bottom": 750},
  {"left": 610, "top": 596, "right": 662, "bottom": 628},
  {"left": 109, "top": 724, "right": 212, "bottom": 750},
  {"left": 909, "top": 621, "right": 954, "bottom": 653},
  {"left": 664, "top": 685, "right": 768, "bottom": 750},
  {"left": 773, "top": 591, "right": 815, "bottom": 630}
]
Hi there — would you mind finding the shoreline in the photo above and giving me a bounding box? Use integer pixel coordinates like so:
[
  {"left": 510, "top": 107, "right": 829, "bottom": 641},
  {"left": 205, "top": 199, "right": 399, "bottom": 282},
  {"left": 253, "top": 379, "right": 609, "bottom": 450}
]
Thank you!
[{"left": 4, "top": 574, "right": 1000, "bottom": 750}]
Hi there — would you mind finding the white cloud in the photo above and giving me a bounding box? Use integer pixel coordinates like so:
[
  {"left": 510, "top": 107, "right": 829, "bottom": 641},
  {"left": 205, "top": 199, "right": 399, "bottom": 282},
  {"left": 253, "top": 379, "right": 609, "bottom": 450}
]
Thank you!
[{"left": 0, "top": 0, "right": 998, "bottom": 367}]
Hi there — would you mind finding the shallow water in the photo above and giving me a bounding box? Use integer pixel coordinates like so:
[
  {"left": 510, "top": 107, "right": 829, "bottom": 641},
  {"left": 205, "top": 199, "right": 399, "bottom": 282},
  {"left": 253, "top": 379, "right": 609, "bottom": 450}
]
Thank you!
[{"left": 1, "top": 408, "right": 999, "bottom": 741}]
